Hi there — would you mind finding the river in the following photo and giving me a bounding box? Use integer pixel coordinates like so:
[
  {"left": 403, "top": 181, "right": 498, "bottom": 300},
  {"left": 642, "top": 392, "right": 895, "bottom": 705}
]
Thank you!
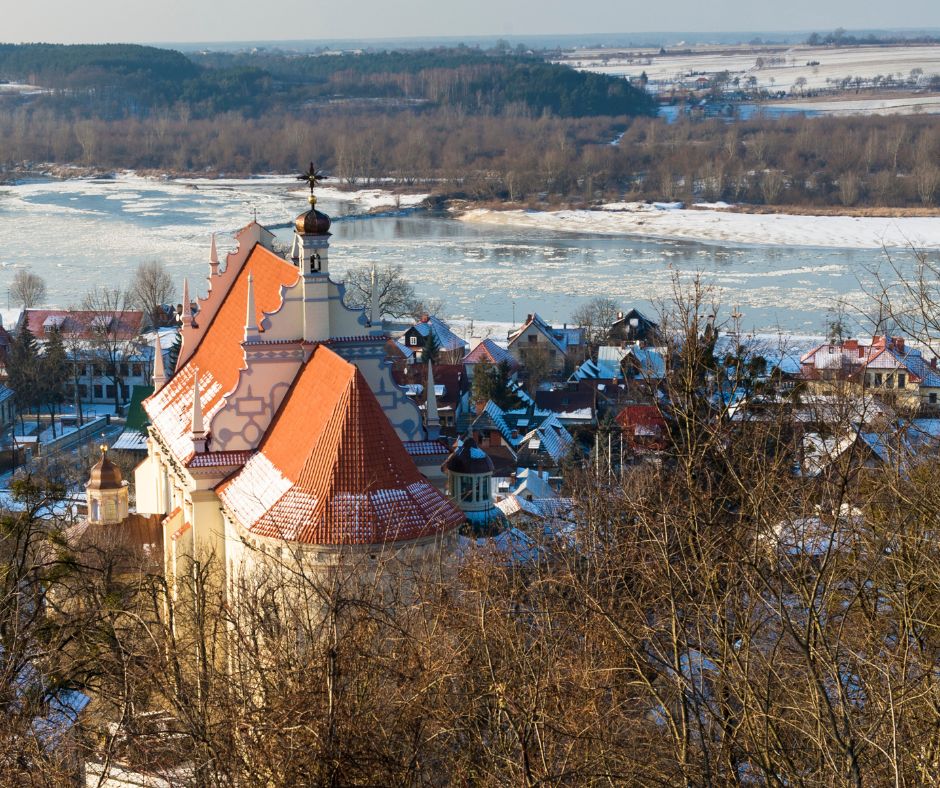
[{"left": 0, "top": 174, "right": 920, "bottom": 334}]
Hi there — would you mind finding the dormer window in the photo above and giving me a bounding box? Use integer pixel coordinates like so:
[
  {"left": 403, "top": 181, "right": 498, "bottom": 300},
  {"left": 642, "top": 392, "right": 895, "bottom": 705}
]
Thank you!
[
  {"left": 42, "top": 315, "right": 66, "bottom": 335},
  {"left": 91, "top": 315, "right": 113, "bottom": 332}
]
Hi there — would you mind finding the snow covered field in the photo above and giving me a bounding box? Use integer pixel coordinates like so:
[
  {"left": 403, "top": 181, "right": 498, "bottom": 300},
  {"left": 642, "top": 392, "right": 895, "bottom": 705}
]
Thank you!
[
  {"left": 563, "top": 44, "right": 940, "bottom": 96},
  {"left": 458, "top": 204, "right": 940, "bottom": 250},
  {"left": 771, "top": 95, "right": 940, "bottom": 116}
]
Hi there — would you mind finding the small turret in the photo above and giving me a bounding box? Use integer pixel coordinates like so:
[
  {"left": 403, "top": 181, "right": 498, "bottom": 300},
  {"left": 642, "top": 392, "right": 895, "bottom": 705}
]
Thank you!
[
  {"left": 443, "top": 437, "right": 498, "bottom": 526},
  {"left": 86, "top": 445, "right": 129, "bottom": 525},
  {"left": 290, "top": 162, "right": 331, "bottom": 276}
]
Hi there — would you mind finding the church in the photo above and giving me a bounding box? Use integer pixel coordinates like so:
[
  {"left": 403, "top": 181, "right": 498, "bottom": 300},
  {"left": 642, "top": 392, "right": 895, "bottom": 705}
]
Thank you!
[{"left": 133, "top": 168, "right": 464, "bottom": 597}]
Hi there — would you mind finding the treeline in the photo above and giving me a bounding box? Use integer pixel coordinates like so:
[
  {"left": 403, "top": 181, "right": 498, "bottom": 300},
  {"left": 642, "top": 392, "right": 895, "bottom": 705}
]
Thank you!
[
  {"left": 194, "top": 48, "right": 657, "bottom": 118},
  {"left": 806, "top": 29, "right": 940, "bottom": 46},
  {"left": 2, "top": 106, "right": 938, "bottom": 209},
  {"left": 0, "top": 43, "right": 655, "bottom": 119}
]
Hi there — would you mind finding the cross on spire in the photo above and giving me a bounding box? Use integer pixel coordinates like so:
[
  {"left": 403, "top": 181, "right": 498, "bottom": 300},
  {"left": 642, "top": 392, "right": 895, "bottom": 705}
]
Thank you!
[{"left": 297, "top": 161, "right": 324, "bottom": 205}]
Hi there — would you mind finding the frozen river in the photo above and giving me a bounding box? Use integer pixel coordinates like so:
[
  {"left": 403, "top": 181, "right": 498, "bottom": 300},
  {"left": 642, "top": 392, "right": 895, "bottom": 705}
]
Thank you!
[{"left": 0, "top": 174, "right": 928, "bottom": 333}]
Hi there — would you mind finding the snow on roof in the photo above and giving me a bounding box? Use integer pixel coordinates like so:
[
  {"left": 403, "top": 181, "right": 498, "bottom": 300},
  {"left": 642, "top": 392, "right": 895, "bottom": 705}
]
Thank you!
[
  {"left": 409, "top": 315, "right": 468, "bottom": 353},
  {"left": 111, "top": 430, "right": 148, "bottom": 452},
  {"left": 508, "top": 313, "right": 568, "bottom": 355},
  {"left": 218, "top": 345, "right": 463, "bottom": 546},
  {"left": 23, "top": 309, "right": 144, "bottom": 341},
  {"left": 463, "top": 338, "right": 516, "bottom": 367},
  {"left": 144, "top": 244, "right": 301, "bottom": 464}
]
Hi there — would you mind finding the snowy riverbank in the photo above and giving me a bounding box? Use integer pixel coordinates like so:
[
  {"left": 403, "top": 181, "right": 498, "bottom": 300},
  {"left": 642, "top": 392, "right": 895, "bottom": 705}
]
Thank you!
[{"left": 457, "top": 203, "right": 940, "bottom": 250}]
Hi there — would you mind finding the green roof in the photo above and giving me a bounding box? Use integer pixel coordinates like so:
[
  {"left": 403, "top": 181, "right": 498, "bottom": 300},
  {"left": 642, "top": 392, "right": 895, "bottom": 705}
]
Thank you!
[{"left": 124, "top": 384, "right": 154, "bottom": 432}]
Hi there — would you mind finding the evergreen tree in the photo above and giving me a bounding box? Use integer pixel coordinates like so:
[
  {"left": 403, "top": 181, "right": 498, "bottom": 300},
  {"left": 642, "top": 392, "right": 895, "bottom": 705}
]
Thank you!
[
  {"left": 7, "top": 324, "right": 41, "bottom": 424},
  {"left": 471, "top": 359, "right": 521, "bottom": 410},
  {"left": 40, "top": 327, "right": 69, "bottom": 438},
  {"left": 423, "top": 330, "right": 441, "bottom": 366}
]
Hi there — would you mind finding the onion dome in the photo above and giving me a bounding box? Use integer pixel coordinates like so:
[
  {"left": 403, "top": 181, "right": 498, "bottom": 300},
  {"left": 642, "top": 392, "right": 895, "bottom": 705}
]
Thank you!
[
  {"left": 88, "top": 446, "right": 124, "bottom": 491},
  {"left": 295, "top": 200, "right": 332, "bottom": 235},
  {"left": 443, "top": 437, "right": 494, "bottom": 475}
]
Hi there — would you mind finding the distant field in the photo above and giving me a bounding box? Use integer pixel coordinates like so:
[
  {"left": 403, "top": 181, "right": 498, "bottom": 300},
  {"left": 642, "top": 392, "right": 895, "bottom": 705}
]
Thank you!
[
  {"left": 773, "top": 94, "right": 940, "bottom": 116},
  {"left": 560, "top": 43, "right": 940, "bottom": 95}
]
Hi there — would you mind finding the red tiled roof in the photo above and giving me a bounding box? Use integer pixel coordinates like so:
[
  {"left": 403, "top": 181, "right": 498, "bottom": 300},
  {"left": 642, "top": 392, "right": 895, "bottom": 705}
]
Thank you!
[
  {"left": 218, "top": 345, "right": 463, "bottom": 546},
  {"left": 144, "top": 244, "right": 301, "bottom": 462},
  {"left": 187, "top": 450, "right": 256, "bottom": 468},
  {"left": 616, "top": 405, "right": 666, "bottom": 430},
  {"left": 21, "top": 309, "right": 144, "bottom": 341},
  {"left": 463, "top": 338, "right": 517, "bottom": 368}
]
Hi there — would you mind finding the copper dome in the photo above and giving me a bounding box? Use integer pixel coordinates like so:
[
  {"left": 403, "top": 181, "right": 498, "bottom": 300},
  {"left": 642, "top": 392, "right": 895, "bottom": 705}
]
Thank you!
[
  {"left": 443, "top": 437, "right": 494, "bottom": 475},
  {"left": 87, "top": 449, "right": 124, "bottom": 491},
  {"left": 295, "top": 207, "right": 332, "bottom": 236}
]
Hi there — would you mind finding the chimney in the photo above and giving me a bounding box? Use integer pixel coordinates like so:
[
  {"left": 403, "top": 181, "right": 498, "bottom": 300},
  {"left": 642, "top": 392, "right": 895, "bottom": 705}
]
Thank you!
[{"left": 526, "top": 314, "right": 532, "bottom": 323}]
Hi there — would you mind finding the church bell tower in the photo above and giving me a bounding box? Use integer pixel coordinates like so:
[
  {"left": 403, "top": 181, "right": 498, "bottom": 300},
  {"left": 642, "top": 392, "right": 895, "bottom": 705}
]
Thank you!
[{"left": 291, "top": 162, "right": 333, "bottom": 343}]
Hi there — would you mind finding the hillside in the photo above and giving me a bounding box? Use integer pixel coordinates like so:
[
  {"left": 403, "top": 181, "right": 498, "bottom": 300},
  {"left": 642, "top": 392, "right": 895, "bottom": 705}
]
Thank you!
[{"left": 0, "top": 43, "right": 656, "bottom": 119}]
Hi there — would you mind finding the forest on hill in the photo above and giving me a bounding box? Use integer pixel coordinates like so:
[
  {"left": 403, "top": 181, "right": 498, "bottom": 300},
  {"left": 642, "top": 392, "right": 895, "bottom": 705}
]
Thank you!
[{"left": 0, "top": 43, "right": 656, "bottom": 119}]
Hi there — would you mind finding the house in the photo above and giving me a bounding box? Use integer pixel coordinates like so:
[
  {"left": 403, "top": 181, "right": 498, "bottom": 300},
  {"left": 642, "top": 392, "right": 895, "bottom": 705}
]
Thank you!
[
  {"left": 392, "top": 362, "right": 471, "bottom": 435},
  {"left": 462, "top": 338, "right": 518, "bottom": 378},
  {"left": 609, "top": 309, "right": 661, "bottom": 345},
  {"left": 507, "top": 313, "right": 585, "bottom": 374},
  {"left": 571, "top": 343, "right": 666, "bottom": 398},
  {"left": 800, "top": 336, "right": 940, "bottom": 411},
  {"left": 617, "top": 404, "right": 669, "bottom": 453},
  {"left": 470, "top": 400, "right": 574, "bottom": 470},
  {"left": 534, "top": 385, "right": 596, "bottom": 427},
  {"left": 18, "top": 308, "right": 149, "bottom": 408},
  {"left": 400, "top": 315, "right": 468, "bottom": 362}
]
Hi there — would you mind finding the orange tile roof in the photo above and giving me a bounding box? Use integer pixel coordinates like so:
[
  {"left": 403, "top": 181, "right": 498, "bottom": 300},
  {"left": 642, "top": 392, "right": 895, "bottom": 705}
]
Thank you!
[
  {"left": 144, "top": 244, "right": 300, "bottom": 462},
  {"left": 219, "top": 345, "right": 463, "bottom": 546}
]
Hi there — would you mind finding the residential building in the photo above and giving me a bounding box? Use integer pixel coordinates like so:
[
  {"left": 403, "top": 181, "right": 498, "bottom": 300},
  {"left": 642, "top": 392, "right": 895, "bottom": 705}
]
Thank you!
[
  {"left": 18, "top": 308, "right": 149, "bottom": 408},
  {"left": 401, "top": 315, "right": 468, "bottom": 362},
  {"left": 534, "top": 385, "right": 596, "bottom": 428},
  {"left": 507, "top": 313, "right": 585, "bottom": 374},
  {"left": 462, "top": 338, "right": 518, "bottom": 378},
  {"left": 617, "top": 404, "right": 669, "bottom": 453},
  {"left": 800, "top": 335, "right": 940, "bottom": 410},
  {"left": 393, "top": 362, "right": 471, "bottom": 435},
  {"left": 470, "top": 400, "right": 574, "bottom": 470},
  {"left": 609, "top": 308, "right": 661, "bottom": 345}
]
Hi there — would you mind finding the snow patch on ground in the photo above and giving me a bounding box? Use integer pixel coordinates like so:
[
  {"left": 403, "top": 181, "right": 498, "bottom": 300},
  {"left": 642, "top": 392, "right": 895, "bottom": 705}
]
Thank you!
[{"left": 458, "top": 205, "right": 940, "bottom": 250}]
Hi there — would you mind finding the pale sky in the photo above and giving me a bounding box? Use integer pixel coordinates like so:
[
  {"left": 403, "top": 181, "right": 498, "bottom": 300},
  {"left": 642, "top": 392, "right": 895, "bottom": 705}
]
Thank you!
[{"left": 5, "top": 0, "right": 940, "bottom": 45}]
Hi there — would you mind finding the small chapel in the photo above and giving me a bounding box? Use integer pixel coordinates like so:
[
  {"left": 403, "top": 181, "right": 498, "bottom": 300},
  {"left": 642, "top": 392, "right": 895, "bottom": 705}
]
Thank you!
[{"left": 133, "top": 166, "right": 463, "bottom": 598}]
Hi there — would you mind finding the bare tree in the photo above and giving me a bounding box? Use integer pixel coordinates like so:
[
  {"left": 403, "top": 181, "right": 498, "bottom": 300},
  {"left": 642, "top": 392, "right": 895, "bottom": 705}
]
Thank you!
[
  {"left": 342, "top": 263, "right": 443, "bottom": 320},
  {"left": 572, "top": 296, "right": 620, "bottom": 345},
  {"left": 81, "top": 287, "right": 143, "bottom": 413},
  {"left": 9, "top": 270, "right": 47, "bottom": 309},
  {"left": 130, "top": 260, "right": 175, "bottom": 328}
]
